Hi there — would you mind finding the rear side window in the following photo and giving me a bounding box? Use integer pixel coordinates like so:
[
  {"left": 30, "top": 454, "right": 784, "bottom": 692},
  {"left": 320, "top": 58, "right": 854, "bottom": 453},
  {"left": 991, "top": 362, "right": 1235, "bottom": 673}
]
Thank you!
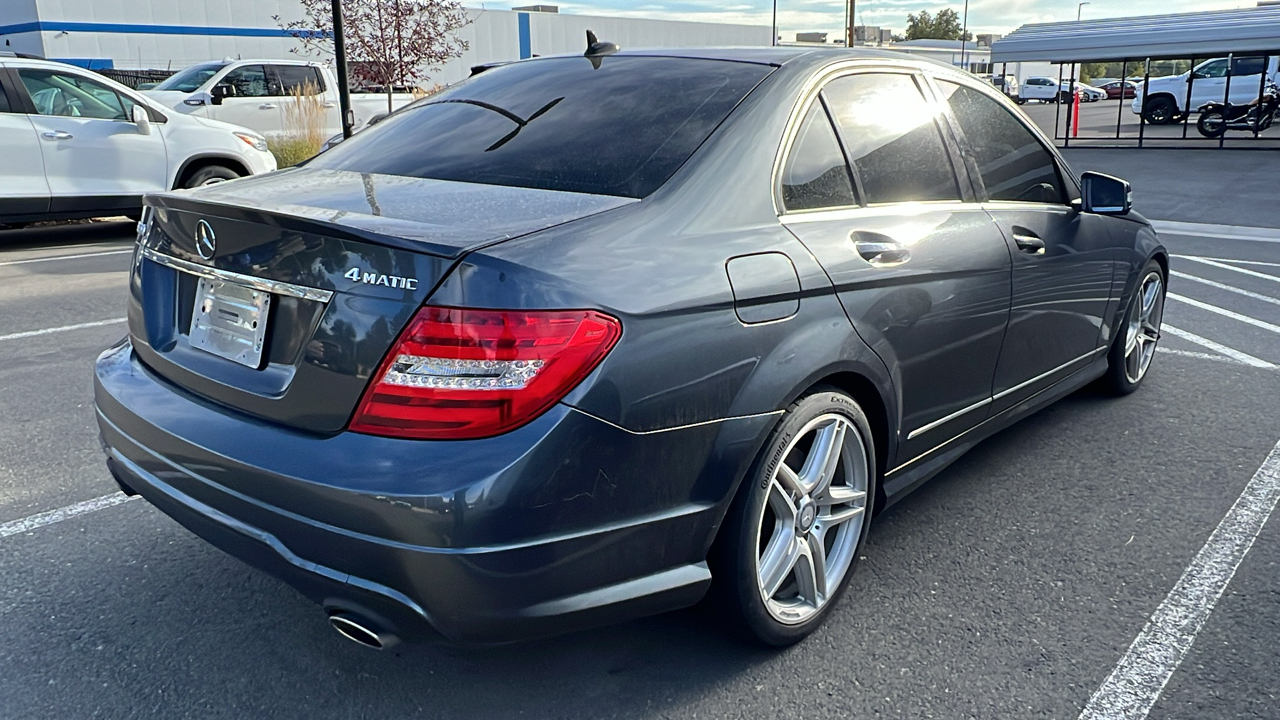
[
  {"left": 0, "top": 81, "right": 10, "bottom": 113},
  {"left": 937, "top": 81, "right": 1065, "bottom": 204},
  {"left": 781, "top": 101, "right": 856, "bottom": 211},
  {"left": 822, "top": 73, "right": 960, "bottom": 204},
  {"left": 218, "top": 65, "right": 276, "bottom": 98},
  {"left": 274, "top": 65, "right": 325, "bottom": 95},
  {"left": 1232, "top": 57, "right": 1267, "bottom": 76},
  {"left": 311, "top": 56, "right": 771, "bottom": 198}
]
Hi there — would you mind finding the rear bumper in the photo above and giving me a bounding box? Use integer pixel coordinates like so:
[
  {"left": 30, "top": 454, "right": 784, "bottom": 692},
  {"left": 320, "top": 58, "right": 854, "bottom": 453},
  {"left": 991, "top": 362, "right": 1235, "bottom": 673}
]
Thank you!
[{"left": 94, "top": 341, "right": 774, "bottom": 644}]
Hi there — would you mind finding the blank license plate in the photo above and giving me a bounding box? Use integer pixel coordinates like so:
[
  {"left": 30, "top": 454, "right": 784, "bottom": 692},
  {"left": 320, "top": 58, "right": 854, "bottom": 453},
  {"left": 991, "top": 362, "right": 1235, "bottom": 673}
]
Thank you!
[{"left": 189, "top": 277, "right": 271, "bottom": 368}]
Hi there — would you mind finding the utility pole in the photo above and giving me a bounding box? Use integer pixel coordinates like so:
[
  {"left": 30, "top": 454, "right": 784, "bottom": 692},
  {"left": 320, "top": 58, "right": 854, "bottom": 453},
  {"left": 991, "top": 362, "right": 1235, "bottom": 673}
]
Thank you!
[
  {"left": 331, "top": 0, "right": 354, "bottom": 139},
  {"left": 1077, "top": 2, "right": 1090, "bottom": 20},
  {"left": 846, "top": 0, "right": 856, "bottom": 47},
  {"left": 960, "top": 0, "right": 970, "bottom": 71}
]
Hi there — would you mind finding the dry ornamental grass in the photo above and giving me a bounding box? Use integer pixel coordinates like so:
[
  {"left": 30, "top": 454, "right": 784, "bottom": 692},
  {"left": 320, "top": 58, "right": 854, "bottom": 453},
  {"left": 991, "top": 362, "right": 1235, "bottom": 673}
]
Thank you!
[{"left": 270, "top": 82, "right": 328, "bottom": 167}]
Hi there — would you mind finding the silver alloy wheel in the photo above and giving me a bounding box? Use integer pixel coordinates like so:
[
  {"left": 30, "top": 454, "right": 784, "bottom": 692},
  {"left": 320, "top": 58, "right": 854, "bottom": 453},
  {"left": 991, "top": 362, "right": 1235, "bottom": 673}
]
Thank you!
[
  {"left": 755, "top": 413, "right": 869, "bottom": 624},
  {"left": 1124, "top": 271, "right": 1164, "bottom": 384}
]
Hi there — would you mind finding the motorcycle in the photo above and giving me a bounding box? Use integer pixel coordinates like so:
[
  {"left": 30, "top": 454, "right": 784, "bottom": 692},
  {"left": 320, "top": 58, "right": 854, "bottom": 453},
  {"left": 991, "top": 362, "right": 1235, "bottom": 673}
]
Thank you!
[{"left": 1196, "top": 80, "right": 1279, "bottom": 138}]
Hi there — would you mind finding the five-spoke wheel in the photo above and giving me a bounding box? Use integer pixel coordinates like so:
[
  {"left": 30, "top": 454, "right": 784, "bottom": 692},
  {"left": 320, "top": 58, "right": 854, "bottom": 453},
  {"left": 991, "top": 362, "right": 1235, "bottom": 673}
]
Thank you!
[{"left": 1104, "top": 259, "right": 1166, "bottom": 394}]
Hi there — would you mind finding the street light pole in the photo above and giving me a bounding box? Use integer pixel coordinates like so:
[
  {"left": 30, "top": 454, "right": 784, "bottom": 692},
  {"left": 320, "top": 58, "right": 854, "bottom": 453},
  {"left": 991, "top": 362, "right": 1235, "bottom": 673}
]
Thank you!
[
  {"left": 959, "top": 0, "right": 969, "bottom": 71},
  {"left": 772, "top": 0, "right": 777, "bottom": 46},
  {"left": 847, "top": 0, "right": 856, "bottom": 48},
  {"left": 331, "top": 0, "right": 354, "bottom": 139},
  {"left": 1077, "top": 2, "right": 1090, "bottom": 21}
]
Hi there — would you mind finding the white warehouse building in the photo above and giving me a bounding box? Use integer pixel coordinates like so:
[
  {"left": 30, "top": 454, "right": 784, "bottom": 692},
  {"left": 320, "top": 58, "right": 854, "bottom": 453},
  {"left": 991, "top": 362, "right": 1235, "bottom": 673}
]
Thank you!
[{"left": 0, "top": 2, "right": 771, "bottom": 86}]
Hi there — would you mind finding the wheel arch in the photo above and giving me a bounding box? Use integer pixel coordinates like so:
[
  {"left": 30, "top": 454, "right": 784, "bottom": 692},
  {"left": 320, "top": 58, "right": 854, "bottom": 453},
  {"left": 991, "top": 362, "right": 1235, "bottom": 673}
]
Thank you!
[
  {"left": 172, "top": 155, "right": 250, "bottom": 190},
  {"left": 806, "top": 371, "right": 892, "bottom": 514}
]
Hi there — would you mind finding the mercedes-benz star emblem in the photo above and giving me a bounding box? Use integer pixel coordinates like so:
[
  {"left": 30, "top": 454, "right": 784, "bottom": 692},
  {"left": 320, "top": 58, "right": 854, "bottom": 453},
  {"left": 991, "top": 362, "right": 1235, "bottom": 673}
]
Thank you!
[{"left": 195, "top": 220, "right": 217, "bottom": 260}]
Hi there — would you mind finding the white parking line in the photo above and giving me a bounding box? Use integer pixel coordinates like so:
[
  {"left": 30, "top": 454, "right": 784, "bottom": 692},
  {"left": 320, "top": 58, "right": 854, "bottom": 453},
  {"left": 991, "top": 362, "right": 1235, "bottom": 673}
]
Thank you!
[
  {"left": 1161, "top": 325, "right": 1275, "bottom": 369},
  {"left": 1170, "top": 271, "right": 1280, "bottom": 307},
  {"left": 1153, "top": 220, "right": 1280, "bottom": 243},
  {"left": 1160, "top": 348, "right": 1255, "bottom": 366},
  {"left": 0, "top": 249, "right": 133, "bottom": 267},
  {"left": 1168, "top": 293, "right": 1280, "bottom": 335},
  {"left": 1176, "top": 257, "right": 1280, "bottom": 270},
  {"left": 0, "top": 317, "right": 126, "bottom": 342},
  {"left": 1079, "top": 438, "right": 1280, "bottom": 720},
  {"left": 1176, "top": 256, "right": 1280, "bottom": 285},
  {"left": 0, "top": 493, "right": 137, "bottom": 540}
]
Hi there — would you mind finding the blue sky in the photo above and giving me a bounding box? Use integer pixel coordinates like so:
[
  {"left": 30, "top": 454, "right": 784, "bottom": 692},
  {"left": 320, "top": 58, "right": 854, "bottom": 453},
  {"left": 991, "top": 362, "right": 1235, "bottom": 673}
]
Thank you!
[{"left": 554, "top": 0, "right": 1256, "bottom": 37}]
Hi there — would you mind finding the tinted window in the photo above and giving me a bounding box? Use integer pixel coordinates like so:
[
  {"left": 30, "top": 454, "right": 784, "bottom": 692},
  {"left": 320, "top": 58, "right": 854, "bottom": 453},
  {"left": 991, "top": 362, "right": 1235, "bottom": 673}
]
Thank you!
[
  {"left": 311, "top": 56, "right": 771, "bottom": 198},
  {"left": 1197, "top": 60, "right": 1228, "bottom": 78},
  {"left": 781, "top": 101, "right": 856, "bottom": 211},
  {"left": 822, "top": 73, "right": 960, "bottom": 204},
  {"left": 1232, "top": 57, "right": 1267, "bottom": 76},
  {"left": 274, "top": 65, "right": 324, "bottom": 95},
  {"left": 18, "top": 69, "right": 128, "bottom": 120},
  {"left": 938, "top": 81, "right": 1065, "bottom": 204},
  {"left": 0, "top": 82, "right": 10, "bottom": 113},
  {"left": 218, "top": 65, "right": 275, "bottom": 98}
]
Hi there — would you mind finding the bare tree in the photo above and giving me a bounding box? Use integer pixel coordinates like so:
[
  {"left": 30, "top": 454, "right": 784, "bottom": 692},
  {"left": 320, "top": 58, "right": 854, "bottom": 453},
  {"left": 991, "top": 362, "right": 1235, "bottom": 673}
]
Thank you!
[{"left": 277, "top": 0, "right": 469, "bottom": 113}]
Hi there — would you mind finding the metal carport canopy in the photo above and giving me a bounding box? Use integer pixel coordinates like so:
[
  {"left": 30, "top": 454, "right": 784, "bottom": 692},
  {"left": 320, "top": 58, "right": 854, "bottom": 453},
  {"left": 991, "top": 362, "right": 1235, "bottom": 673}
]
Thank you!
[{"left": 991, "top": 6, "right": 1280, "bottom": 63}]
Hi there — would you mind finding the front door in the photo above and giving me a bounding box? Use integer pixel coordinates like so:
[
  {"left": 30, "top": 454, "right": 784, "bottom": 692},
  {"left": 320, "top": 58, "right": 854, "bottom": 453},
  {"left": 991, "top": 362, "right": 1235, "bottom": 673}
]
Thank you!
[
  {"left": 209, "top": 64, "right": 284, "bottom": 135},
  {"left": 780, "top": 71, "right": 1012, "bottom": 465},
  {"left": 932, "top": 79, "right": 1114, "bottom": 411},
  {"left": 16, "top": 67, "right": 168, "bottom": 202},
  {"left": 0, "top": 78, "right": 51, "bottom": 216}
]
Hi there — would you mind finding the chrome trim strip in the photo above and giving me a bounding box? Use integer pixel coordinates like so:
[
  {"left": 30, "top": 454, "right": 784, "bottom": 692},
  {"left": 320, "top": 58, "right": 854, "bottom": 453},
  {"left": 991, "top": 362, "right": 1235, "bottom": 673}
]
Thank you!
[
  {"left": 888, "top": 346, "right": 1107, "bottom": 476},
  {"left": 991, "top": 346, "right": 1105, "bottom": 402},
  {"left": 568, "top": 407, "right": 784, "bottom": 436},
  {"left": 140, "top": 246, "right": 334, "bottom": 302},
  {"left": 906, "top": 397, "right": 992, "bottom": 440}
]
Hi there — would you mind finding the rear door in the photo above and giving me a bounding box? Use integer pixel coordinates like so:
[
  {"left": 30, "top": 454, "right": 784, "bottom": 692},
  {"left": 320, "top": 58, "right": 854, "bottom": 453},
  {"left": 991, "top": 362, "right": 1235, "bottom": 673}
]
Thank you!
[
  {"left": 933, "top": 78, "right": 1114, "bottom": 412},
  {"left": 1227, "top": 56, "right": 1270, "bottom": 105},
  {"left": 0, "top": 67, "right": 51, "bottom": 216},
  {"left": 15, "top": 67, "right": 168, "bottom": 205},
  {"left": 209, "top": 64, "right": 284, "bottom": 135},
  {"left": 271, "top": 64, "right": 340, "bottom": 136},
  {"left": 780, "top": 70, "right": 1012, "bottom": 463}
]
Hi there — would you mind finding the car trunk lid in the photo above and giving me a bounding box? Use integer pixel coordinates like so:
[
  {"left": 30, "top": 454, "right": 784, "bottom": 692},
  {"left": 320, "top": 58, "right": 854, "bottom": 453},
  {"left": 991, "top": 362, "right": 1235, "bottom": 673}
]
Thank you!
[{"left": 129, "top": 169, "right": 634, "bottom": 433}]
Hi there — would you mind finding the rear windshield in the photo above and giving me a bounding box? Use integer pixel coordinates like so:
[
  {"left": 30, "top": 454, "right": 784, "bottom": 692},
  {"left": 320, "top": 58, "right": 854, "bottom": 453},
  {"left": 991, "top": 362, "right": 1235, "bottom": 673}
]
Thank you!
[{"left": 310, "top": 56, "right": 772, "bottom": 198}]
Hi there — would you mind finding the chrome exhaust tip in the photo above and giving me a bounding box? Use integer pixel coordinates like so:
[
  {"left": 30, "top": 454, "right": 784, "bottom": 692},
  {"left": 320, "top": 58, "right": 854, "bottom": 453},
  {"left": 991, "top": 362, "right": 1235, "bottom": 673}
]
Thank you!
[{"left": 327, "top": 613, "right": 399, "bottom": 650}]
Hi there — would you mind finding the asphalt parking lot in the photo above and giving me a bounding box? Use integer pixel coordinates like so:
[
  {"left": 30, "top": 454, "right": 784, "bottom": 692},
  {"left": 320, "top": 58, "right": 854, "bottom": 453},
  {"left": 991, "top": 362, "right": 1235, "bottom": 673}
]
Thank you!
[{"left": 2, "top": 154, "right": 1278, "bottom": 718}]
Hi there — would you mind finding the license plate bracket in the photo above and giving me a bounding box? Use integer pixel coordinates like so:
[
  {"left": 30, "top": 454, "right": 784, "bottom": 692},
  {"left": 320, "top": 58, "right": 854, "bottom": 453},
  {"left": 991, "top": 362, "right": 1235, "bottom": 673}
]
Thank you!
[{"left": 189, "top": 277, "right": 271, "bottom": 368}]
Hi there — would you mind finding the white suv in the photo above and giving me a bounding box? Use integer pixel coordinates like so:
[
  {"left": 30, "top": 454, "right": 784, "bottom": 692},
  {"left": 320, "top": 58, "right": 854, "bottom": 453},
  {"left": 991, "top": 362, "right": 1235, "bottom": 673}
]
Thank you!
[{"left": 0, "top": 56, "right": 276, "bottom": 226}]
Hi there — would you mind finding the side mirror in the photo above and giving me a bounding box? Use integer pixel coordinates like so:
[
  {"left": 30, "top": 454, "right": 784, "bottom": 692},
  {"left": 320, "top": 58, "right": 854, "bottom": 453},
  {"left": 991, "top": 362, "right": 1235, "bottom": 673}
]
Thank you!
[
  {"left": 210, "top": 84, "right": 235, "bottom": 105},
  {"left": 1080, "top": 171, "right": 1132, "bottom": 215},
  {"left": 132, "top": 104, "right": 152, "bottom": 135}
]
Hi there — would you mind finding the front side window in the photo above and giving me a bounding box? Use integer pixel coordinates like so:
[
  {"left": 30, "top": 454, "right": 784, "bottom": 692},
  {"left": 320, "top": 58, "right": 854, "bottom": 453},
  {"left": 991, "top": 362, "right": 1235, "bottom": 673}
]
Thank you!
[
  {"left": 311, "top": 56, "right": 771, "bottom": 198},
  {"left": 1196, "top": 60, "right": 1229, "bottom": 78},
  {"left": 218, "top": 65, "right": 275, "bottom": 98},
  {"left": 17, "top": 69, "right": 128, "bottom": 120},
  {"left": 937, "top": 81, "right": 1065, "bottom": 205},
  {"left": 822, "top": 73, "right": 961, "bottom": 205},
  {"left": 1232, "top": 57, "right": 1267, "bottom": 76},
  {"left": 781, "top": 101, "right": 856, "bottom": 212}
]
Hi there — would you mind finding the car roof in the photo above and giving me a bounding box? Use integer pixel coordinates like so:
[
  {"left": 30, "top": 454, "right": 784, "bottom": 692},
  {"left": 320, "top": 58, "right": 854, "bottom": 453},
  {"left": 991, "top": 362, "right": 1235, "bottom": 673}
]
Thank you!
[{"left": 580, "top": 45, "right": 960, "bottom": 71}]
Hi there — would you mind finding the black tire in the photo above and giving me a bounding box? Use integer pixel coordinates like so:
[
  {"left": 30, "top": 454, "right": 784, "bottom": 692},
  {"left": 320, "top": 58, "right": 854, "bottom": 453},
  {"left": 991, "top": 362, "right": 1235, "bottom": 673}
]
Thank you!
[
  {"left": 710, "top": 387, "right": 877, "bottom": 646},
  {"left": 1197, "top": 110, "right": 1227, "bottom": 138},
  {"left": 1102, "top": 259, "right": 1166, "bottom": 395},
  {"left": 1015, "top": 97, "right": 1027, "bottom": 105},
  {"left": 1142, "top": 96, "right": 1178, "bottom": 125},
  {"left": 182, "top": 164, "right": 242, "bottom": 188}
]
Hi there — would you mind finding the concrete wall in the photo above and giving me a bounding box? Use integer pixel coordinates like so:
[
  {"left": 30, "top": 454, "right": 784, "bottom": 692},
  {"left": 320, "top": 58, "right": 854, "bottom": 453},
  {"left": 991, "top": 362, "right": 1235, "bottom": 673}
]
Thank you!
[{"left": 0, "top": 2, "right": 769, "bottom": 85}]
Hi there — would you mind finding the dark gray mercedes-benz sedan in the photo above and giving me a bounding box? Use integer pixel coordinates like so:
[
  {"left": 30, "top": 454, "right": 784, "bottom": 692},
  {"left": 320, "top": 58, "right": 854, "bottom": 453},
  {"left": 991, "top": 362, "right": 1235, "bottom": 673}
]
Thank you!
[{"left": 94, "top": 46, "right": 1167, "bottom": 648}]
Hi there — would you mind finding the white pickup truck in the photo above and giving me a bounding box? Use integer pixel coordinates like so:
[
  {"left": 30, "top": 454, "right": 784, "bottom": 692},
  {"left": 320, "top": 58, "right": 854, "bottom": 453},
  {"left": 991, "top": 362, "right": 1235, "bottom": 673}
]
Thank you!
[
  {"left": 1133, "top": 56, "right": 1280, "bottom": 124},
  {"left": 141, "top": 59, "right": 415, "bottom": 138}
]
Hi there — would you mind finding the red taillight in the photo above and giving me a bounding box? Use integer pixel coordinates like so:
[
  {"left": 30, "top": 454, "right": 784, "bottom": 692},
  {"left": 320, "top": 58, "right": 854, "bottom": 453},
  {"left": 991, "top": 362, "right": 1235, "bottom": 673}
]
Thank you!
[{"left": 349, "top": 307, "right": 622, "bottom": 440}]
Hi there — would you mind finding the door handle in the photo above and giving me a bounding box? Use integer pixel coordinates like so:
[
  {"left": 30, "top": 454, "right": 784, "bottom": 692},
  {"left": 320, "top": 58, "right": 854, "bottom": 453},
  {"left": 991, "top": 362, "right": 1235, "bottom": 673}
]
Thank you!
[
  {"left": 853, "top": 233, "right": 911, "bottom": 267},
  {"left": 322, "top": 102, "right": 337, "bottom": 108},
  {"left": 41, "top": 130, "right": 74, "bottom": 140},
  {"left": 1013, "top": 232, "right": 1046, "bottom": 255},
  {"left": 259, "top": 103, "right": 277, "bottom": 109}
]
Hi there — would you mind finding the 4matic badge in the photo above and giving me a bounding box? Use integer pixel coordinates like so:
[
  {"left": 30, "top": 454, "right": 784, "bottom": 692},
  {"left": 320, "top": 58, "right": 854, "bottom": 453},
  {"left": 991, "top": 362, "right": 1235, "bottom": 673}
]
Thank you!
[{"left": 344, "top": 268, "right": 418, "bottom": 290}]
